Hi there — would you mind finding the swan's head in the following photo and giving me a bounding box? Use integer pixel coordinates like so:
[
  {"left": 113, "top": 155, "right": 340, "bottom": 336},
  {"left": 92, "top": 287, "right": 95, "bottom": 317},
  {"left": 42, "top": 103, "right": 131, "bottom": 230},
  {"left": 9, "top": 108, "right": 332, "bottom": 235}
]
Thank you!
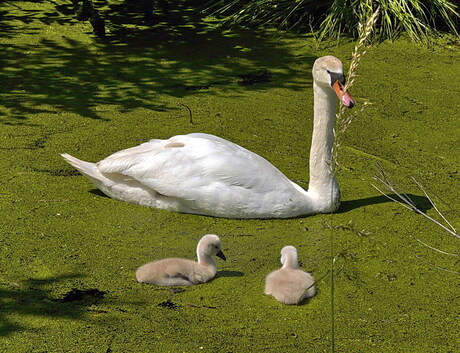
[
  {"left": 312, "top": 56, "right": 354, "bottom": 108},
  {"left": 198, "top": 234, "right": 226, "bottom": 260},
  {"left": 280, "top": 245, "right": 298, "bottom": 268}
]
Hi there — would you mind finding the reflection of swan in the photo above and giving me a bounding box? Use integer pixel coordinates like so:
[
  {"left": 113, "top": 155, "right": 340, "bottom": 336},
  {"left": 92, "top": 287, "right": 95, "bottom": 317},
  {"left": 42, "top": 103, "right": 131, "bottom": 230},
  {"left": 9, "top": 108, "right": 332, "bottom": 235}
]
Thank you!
[
  {"left": 264, "top": 246, "right": 316, "bottom": 305},
  {"left": 61, "top": 56, "right": 354, "bottom": 219},
  {"left": 136, "top": 234, "right": 226, "bottom": 286}
]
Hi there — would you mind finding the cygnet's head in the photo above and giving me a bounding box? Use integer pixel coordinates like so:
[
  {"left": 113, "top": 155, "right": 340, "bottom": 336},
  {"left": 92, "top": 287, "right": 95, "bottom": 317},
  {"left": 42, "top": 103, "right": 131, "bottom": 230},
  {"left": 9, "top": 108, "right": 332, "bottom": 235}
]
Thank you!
[
  {"left": 198, "top": 234, "right": 226, "bottom": 260},
  {"left": 312, "top": 55, "right": 354, "bottom": 108},
  {"left": 280, "top": 245, "right": 298, "bottom": 267}
]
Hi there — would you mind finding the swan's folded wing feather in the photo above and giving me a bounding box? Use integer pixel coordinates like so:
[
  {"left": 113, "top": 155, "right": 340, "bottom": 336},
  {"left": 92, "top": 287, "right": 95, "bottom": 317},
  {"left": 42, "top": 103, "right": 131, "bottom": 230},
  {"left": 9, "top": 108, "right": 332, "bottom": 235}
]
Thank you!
[
  {"left": 96, "top": 134, "right": 294, "bottom": 201},
  {"left": 96, "top": 139, "right": 165, "bottom": 173}
]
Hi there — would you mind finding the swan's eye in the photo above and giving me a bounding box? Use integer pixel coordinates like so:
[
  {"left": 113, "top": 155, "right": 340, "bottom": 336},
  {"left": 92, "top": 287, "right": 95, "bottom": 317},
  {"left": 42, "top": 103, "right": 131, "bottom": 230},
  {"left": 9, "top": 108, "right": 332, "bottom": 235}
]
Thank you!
[
  {"left": 328, "top": 71, "right": 346, "bottom": 86},
  {"left": 326, "top": 69, "right": 331, "bottom": 74}
]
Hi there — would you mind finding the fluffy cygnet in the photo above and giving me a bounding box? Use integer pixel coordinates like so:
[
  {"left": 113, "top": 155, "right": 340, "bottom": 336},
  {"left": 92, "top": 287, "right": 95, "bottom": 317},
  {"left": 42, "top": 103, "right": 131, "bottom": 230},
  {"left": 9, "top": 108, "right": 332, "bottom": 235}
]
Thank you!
[
  {"left": 264, "top": 246, "right": 316, "bottom": 305},
  {"left": 136, "top": 234, "right": 226, "bottom": 286}
]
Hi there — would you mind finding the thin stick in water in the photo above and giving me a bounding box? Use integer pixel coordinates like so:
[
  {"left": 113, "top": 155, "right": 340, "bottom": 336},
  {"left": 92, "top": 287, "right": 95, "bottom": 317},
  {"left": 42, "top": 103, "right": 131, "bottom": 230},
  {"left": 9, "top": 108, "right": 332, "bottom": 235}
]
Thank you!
[{"left": 178, "top": 103, "right": 194, "bottom": 124}]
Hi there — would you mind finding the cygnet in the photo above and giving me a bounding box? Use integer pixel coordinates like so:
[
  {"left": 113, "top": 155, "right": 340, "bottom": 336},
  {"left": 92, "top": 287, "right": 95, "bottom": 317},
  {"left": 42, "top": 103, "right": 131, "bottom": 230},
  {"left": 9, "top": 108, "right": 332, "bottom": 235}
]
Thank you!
[
  {"left": 264, "top": 246, "right": 316, "bottom": 304},
  {"left": 136, "top": 234, "right": 226, "bottom": 286}
]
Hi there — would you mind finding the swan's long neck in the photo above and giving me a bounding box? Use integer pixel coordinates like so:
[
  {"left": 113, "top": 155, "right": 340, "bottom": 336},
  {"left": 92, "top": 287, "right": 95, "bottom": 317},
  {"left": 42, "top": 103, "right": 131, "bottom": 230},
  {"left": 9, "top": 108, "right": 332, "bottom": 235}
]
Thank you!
[
  {"left": 282, "top": 252, "right": 299, "bottom": 270},
  {"left": 307, "top": 82, "right": 340, "bottom": 212},
  {"left": 197, "top": 249, "right": 217, "bottom": 273}
]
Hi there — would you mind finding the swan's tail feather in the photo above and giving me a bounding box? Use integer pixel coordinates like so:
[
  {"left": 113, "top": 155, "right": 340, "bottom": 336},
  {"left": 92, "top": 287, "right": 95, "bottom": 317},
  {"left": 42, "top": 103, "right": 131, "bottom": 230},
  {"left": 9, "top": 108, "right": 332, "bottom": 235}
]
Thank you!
[
  {"left": 61, "top": 153, "right": 112, "bottom": 188},
  {"left": 61, "top": 153, "right": 158, "bottom": 208}
]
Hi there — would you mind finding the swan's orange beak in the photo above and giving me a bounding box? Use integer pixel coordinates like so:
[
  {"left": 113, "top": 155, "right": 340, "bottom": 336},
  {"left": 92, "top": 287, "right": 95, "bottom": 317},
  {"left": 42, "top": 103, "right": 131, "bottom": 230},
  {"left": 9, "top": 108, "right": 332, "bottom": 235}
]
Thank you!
[{"left": 333, "top": 80, "right": 354, "bottom": 108}]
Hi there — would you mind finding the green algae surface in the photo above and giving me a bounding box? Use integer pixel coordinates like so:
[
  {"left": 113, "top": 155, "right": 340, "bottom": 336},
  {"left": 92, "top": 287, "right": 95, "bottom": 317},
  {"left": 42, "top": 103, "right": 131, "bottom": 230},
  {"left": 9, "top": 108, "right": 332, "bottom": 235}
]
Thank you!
[{"left": 1, "top": 1, "right": 460, "bottom": 352}]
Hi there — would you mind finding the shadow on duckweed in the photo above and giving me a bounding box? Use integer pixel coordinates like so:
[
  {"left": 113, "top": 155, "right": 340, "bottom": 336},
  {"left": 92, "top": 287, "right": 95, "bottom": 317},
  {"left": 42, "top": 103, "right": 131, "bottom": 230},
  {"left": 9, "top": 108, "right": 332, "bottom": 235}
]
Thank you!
[
  {"left": 339, "top": 193, "right": 432, "bottom": 214},
  {"left": 0, "top": 274, "right": 106, "bottom": 337},
  {"left": 0, "top": 0, "right": 314, "bottom": 124},
  {"left": 86, "top": 187, "right": 432, "bottom": 217},
  {"left": 216, "top": 270, "right": 244, "bottom": 278}
]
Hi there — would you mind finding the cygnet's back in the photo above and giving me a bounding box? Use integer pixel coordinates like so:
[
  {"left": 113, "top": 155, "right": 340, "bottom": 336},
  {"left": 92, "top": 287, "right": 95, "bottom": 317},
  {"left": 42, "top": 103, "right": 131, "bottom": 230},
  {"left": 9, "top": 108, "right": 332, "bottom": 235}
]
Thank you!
[
  {"left": 136, "top": 234, "right": 226, "bottom": 286},
  {"left": 264, "top": 246, "right": 316, "bottom": 305}
]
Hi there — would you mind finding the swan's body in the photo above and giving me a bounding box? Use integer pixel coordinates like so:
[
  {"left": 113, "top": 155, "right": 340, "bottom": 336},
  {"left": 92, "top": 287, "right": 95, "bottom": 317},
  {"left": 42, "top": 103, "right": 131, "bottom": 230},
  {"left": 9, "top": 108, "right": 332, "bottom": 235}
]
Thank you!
[
  {"left": 264, "top": 246, "right": 316, "bottom": 305},
  {"left": 61, "top": 56, "right": 353, "bottom": 219},
  {"left": 136, "top": 234, "right": 226, "bottom": 286}
]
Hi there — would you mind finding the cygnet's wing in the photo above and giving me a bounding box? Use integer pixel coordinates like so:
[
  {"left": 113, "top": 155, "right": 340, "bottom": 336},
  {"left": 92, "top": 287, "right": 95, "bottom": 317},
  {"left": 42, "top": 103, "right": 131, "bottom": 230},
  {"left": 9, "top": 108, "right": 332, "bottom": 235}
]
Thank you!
[
  {"left": 136, "top": 258, "right": 212, "bottom": 286},
  {"left": 136, "top": 258, "right": 194, "bottom": 286}
]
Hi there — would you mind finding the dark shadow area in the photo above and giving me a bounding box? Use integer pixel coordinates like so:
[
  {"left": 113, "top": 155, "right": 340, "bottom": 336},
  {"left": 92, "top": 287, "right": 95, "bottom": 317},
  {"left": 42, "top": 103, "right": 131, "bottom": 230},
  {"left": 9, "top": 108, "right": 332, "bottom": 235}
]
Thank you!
[
  {"left": 215, "top": 270, "right": 244, "bottom": 278},
  {"left": 296, "top": 296, "right": 314, "bottom": 306},
  {"left": 157, "top": 298, "right": 220, "bottom": 310},
  {"left": 86, "top": 191, "right": 432, "bottom": 218},
  {"left": 157, "top": 299, "right": 180, "bottom": 309},
  {"left": 89, "top": 188, "right": 110, "bottom": 198},
  {"left": 0, "top": 0, "right": 315, "bottom": 124},
  {"left": 54, "top": 287, "right": 106, "bottom": 304},
  {"left": 31, "top": 166, "right": 82, "bottom": 176},
  {"left": 339, "top": 193, "right": 432, "bottom": 214},
  {"left": 0, "top": 274, "right": 107, "bottom": 337}
]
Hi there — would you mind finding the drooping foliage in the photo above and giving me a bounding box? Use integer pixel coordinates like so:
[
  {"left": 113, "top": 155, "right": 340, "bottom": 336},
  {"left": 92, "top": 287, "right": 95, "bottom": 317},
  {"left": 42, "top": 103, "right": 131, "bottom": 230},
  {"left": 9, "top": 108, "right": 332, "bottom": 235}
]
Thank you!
[{"left": 207, "top": 0, "right": 460, "bottom": 42}]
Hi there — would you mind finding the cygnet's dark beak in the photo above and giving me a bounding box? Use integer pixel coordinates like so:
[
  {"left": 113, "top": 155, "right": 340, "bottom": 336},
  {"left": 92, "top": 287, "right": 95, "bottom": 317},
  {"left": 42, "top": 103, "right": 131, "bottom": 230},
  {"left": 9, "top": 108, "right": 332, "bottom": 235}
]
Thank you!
[{"left": 216, "top": 250, "right": 226, "bottom": 261}]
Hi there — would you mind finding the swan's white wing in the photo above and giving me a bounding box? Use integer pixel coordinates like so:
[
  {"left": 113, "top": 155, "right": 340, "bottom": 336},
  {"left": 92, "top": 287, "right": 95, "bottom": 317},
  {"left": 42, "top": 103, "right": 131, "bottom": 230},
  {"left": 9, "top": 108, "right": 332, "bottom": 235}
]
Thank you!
[
  {"left": 96, "top": 133, "right": 296, "bottom": 206},
  {"left": 97, "top": 133, "right": 292, "bottom": 196}
]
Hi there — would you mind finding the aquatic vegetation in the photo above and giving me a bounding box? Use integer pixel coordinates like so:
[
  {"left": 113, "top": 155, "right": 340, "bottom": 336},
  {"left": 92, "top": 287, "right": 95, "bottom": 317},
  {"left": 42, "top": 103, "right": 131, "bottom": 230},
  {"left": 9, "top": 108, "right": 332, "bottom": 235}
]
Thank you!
[
  {"left": 1, "top": 1, "right": 459, "bottom": 352},
  {"left": 373, "top": 166, "right": 460, "bottom": 273}
]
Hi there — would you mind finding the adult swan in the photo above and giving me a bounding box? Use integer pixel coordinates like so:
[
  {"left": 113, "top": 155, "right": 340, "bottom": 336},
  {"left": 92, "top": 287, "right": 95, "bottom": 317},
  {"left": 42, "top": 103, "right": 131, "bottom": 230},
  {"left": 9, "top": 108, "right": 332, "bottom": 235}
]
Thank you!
[{"left": 62, "top": 56, "right": 354, "bottom": 218}]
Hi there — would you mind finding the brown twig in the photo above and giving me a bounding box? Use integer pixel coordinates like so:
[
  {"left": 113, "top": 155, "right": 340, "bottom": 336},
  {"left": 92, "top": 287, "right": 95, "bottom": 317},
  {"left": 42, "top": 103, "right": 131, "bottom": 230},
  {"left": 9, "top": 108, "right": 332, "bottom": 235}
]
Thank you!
[{"left": 178, "top": 103, "right": 194, "bottom": 124}]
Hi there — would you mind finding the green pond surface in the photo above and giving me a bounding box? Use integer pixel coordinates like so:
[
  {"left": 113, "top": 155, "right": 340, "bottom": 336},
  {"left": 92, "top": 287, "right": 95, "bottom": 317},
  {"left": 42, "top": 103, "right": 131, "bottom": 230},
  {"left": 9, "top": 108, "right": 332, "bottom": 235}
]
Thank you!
[{"left": 1, "top": 1, "right": 459, "bottom": 352}]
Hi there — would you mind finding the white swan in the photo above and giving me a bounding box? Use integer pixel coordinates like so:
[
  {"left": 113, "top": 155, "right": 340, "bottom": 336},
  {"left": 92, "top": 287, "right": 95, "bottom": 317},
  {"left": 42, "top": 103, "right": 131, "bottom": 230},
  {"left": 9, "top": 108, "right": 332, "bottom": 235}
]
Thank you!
[
  {"left": 61, "top": 56, "right": 354, "bottom": 218},
  {"left": 136, "top": 234, "right": 226, "bottom": 286},
  {"left": 264, "top": 246, "right": 316, "bottom": 305}
]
